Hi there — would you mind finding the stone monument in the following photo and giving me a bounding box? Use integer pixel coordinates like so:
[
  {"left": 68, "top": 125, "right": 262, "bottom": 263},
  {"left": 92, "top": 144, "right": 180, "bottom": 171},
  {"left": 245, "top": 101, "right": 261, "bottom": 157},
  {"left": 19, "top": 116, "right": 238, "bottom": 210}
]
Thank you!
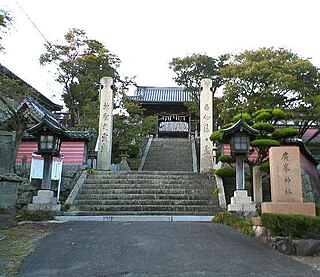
[
  {"left": 0, "top": 131, "right": 15, "bottom": 174},
  {"left": 96, "top": 77, "right": 114, "bottom": 170},
  {"left": 200, "top": 79, "right": 213, "bottom": 173},
  {"left": 261, "top": 146, "right": 316, "bottom": 216}
]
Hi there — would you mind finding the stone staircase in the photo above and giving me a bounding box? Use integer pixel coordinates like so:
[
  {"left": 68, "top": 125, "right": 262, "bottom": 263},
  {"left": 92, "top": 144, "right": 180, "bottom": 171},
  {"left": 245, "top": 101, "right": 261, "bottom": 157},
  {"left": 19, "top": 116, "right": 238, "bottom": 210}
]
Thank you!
[
  {"left": 142, "top": 138, "right": 193, "bottom": 171},
  {"left": 70, "top": 171, "right": 222, "bottom": 216}
]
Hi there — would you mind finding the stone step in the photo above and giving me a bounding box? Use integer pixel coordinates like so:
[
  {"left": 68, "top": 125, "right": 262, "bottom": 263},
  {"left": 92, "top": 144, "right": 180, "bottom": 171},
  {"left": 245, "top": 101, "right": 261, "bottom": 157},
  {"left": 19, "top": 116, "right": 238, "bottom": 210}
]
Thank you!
[
  {"left": 85, "top": 178, "right": 206, "bottom": 184},
  {"left": 74, "top": 199, "right": 211, "bottom": 206},
  {"left": 82, "top": 183, "right": 206, "bottom": 190},
  {"left": 70, "top": 164, "right": 221, "bottom": 216},
  {"left": 142, "top": 138, "right": 193, "bottom": 171},
  {"left": 89, "top": 170, "right": 197, "bottom": 175},
  {"left": 74, "top": 204, "right": 216, "bottom": 212},
  {"left": 142, "top": 166, "right": 192, "bottom": 171},
  {"left": 79, "top": 188, "right": 207, "bottom": 195},
  {"left": 68, "top": 210, "right": 218, "bottom": 216},
  {"left": 76, "top": 193, "right": 211, "bottom": 200},
  {"left": 87, "top": 172, "right": 203, "bottom": 178}
]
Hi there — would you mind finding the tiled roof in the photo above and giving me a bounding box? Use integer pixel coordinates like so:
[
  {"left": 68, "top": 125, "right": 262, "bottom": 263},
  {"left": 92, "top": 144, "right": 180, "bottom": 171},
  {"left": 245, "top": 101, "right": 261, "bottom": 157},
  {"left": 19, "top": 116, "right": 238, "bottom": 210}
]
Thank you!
[
  {"left": 131, "top": 86, "right": 193, "bottom": 103},
  {"left": 23, "top": 98, "right": 90, "bottom": 141}
]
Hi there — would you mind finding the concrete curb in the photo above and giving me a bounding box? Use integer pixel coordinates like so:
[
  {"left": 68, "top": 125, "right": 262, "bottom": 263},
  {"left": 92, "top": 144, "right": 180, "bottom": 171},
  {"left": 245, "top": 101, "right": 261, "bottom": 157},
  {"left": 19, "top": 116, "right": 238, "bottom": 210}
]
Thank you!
[
  {"left": 138, "top": 136, "right": 153, "bottom": 171},
  {"left": 65, "top": 170, "right": 87, "bottom": 206},
  {"left": 191, "top": 139, "right": 198, "bottom": 172},
  {"left": 55, "top": 215, "right": 214, "bottom": 222}
]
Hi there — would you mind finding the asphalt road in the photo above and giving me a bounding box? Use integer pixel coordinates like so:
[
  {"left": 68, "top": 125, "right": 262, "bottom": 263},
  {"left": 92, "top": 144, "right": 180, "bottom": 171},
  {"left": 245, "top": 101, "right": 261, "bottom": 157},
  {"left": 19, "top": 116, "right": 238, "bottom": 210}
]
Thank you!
[{"left": 18, "top": 221, "right": 320, "bottom": 277}]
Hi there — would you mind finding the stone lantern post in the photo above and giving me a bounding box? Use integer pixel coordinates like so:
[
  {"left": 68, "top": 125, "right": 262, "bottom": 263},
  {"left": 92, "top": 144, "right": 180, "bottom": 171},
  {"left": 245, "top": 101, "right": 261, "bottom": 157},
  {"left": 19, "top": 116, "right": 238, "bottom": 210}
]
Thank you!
[
  {"left": 27, "top": 115, "right": 70, "bottom": 211},
  {"left": 222, "top": 119, "right": 259, "bottom": 212}
]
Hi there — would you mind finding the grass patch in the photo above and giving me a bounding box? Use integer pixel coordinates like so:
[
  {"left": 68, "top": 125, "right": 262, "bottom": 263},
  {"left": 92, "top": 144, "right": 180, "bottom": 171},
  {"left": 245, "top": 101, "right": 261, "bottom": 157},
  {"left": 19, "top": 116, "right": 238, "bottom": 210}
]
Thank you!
[
  {"left": 15, "top": 210, "right": 56, "bottom": 222},
  {"left": 0, "top": 213, "right": 60, "bottom": 277},
  {"left": 212, "top": 212, "right": 254, "bottom": 236}
]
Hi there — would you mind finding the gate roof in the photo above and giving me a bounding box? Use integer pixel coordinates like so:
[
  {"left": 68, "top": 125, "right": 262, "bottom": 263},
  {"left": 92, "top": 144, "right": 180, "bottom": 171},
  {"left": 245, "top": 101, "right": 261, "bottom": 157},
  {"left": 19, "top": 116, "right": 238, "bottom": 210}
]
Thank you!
[{"left": 131, "top": 86, "right": 193, "bottom": 103}]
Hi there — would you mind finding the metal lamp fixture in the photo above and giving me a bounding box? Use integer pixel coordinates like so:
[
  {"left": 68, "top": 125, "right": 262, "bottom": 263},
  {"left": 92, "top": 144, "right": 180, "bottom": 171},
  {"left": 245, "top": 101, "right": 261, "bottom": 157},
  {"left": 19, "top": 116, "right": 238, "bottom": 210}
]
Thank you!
[
  {"left": 38, "top": 134, "right": 61, "bottom": 155},
  {"left": 230, "top": 132, "right": 250, "bottom": 155}
]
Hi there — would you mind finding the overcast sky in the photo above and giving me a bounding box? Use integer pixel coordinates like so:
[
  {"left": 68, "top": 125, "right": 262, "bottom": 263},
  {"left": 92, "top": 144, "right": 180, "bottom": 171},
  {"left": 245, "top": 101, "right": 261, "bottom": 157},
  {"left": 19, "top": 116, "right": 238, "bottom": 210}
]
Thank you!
[{"left": 1, "top": 0, "right": 320, "bottom": 105}]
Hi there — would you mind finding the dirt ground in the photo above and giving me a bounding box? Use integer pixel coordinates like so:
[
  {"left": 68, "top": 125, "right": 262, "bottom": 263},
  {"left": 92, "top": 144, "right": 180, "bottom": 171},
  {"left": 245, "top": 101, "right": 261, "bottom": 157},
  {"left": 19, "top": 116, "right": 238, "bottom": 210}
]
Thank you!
[
  {"left": 0, "top": 213, "right": 61, "bottom": 277},
  {"left": 290, "top": 255, "right": 320, "bottom": 272}
]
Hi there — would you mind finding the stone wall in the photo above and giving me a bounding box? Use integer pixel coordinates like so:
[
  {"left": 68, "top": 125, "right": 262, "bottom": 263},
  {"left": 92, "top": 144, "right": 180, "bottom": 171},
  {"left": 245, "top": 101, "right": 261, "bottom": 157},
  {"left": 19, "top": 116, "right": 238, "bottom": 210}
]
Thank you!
[
  {"left": 4, "top": 164, "right": 87, "bottom": 211},
  {"left": 302, "top": 169, "right": 320, "bottom": 212},
  {"left": 0, "top": 174, "right": 26, "bottom": 212}
]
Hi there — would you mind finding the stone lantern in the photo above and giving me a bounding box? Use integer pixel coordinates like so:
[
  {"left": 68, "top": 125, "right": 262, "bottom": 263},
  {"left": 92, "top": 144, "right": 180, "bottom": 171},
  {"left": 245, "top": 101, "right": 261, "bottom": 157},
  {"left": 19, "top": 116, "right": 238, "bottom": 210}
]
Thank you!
[
  {"left": 222, "top": 118, "right": 259, "bottom": 212},
  {"left": 27, "top": 115, "right": 70, "bottom": 211}
]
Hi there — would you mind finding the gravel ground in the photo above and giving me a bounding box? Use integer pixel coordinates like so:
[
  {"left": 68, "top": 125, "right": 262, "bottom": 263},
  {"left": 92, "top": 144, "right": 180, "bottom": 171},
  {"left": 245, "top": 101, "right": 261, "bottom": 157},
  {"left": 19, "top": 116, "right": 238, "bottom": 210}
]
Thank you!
[{"left": 291, "top": 255, "right": 320, "bottom": 272}]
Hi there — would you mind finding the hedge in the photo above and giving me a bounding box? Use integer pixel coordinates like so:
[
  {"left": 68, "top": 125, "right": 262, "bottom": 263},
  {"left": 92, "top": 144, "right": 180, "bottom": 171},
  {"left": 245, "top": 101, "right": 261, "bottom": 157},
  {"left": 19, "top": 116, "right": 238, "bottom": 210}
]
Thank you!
[
  {"left": 261, "top": 213, "right": 320, "bottom": 239},
  {"left": 212, "top": 212, "right": 253, "bottom": 236}
]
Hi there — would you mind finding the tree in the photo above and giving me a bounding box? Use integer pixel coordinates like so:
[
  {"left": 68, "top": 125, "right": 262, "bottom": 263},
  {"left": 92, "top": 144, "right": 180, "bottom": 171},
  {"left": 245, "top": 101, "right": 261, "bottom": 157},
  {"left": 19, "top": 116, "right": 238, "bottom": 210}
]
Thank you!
[
  {"left": 0, "top": 67, "right": 40, "bottom": 173},
  {"left": 169, "top": 54, "right": 227, "bottom": 126},
  {"left": 40, "top": 28, "right": 121, "bottom": 128},
  {"left": 0, "top": 9, "right": 12, "bottom": 52},
  {"left": 113, "top": 98, "right": 157, "bottom": 161},
  {"left": 210, "top": 108, "right": 298, "bottom": 192},
  {"left": 218, "top": 47, "right": 320, "bottom": 138}
]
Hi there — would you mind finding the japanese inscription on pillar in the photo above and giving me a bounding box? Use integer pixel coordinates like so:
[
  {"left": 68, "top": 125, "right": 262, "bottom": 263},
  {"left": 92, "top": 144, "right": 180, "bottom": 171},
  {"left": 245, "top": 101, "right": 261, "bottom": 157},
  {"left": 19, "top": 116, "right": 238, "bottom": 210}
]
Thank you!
[
  {"left": 200, "top": 79, "right": 213, "bottom": 173},
  {"left": 96, "top": 77, "right": 113, "bottom": 170},
  {"left": 269, "top": 146, "right": 303, "bottom": 203}
]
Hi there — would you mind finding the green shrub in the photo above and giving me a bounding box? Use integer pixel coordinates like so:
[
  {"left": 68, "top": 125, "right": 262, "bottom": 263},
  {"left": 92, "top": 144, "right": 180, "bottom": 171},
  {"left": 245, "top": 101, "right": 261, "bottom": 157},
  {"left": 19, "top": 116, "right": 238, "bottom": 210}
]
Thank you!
[
  {"left": 261, "top": 213, "right": 320, "bottom": 239},
  {"left": 252, "top": 122, "right": 275, "bottom": 133},
  {"left": 212, "top": 212, "right": 254, "bottom": 236},
  {"left": 254, "top": 110, "right": 273, "bottom": 122},
  {"left": 215, "top": 166, "right": 235, "bottom": 177},
  {"left": 250, "top": 139, "right": 280, "bottom": 148},
  {"left": 233, "top": 113, "right": 252, "bottom": 123},
  {"left": 254, "top": 109, "right": 272, "bottom": 117},
  {"left": 15, "top": 210, "right": 55, "bottom": 222},
  {"left": 259, "top": 161, "right": 270, "bottom": 172},
  {"left": 272, "top": 108, "right": 286, "bottom": 120},
  {"left": 61, "top": 204, "right": 71, "bottom": 212},
  {"left": 128, "top": 144, "right": 140, "bottom": 158},
  {"left": 218, "top": 155, "right": 235, "bottom": 164},
  {"left": 87, "top": 167, "right": 95, "bottom": 174},
  {"left": 210, "top": 131, "right": 222, "bottom": 142},
  {"left": 221, "top": 123, "right": 234, "bottom": 129},
  {"left": 272, "top": 128, "right": 298, "bottom": 140}
]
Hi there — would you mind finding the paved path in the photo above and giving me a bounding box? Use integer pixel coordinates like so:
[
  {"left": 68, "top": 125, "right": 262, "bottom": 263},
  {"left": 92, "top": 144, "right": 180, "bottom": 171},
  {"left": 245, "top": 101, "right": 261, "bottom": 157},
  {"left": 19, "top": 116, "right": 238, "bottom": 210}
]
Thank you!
[{"left": 18, "top": 222, "right": 319, "bottom": 277}]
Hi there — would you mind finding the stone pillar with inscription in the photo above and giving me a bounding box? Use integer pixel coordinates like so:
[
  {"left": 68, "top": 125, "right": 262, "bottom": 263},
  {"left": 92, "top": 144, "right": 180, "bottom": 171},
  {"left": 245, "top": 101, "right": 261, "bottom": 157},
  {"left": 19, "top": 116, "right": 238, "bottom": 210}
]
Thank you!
[
  {"left": 96, "top": 77, "right": 114, "bottom": 170},
  {"left": 261, "top": 146, "right": 316, "bottom": 216},
  {"left": 200, "top": 79, "right": 213, "bottom": 173}
]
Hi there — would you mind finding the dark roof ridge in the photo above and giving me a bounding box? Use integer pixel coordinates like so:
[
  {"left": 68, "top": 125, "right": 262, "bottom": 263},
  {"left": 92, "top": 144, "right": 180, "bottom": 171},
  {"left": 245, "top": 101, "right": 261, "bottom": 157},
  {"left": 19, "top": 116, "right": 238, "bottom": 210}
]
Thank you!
[{"left": 0, "top": 63, "right": 62, "bottom": 111}]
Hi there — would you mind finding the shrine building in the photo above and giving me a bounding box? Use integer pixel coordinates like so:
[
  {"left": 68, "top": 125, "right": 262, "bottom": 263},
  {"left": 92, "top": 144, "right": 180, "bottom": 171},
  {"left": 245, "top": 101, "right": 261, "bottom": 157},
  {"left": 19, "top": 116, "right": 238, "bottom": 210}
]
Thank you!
[{"left": 130, "top": 86, "right": 196, "bottom": 138}]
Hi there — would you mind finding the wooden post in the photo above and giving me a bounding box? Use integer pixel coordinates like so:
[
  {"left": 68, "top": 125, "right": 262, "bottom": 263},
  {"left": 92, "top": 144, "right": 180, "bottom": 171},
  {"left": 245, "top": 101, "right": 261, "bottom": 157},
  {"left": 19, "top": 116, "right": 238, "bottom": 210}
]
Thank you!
[{"left": 41, "top": 154, "right": 53, "bottom": 190}]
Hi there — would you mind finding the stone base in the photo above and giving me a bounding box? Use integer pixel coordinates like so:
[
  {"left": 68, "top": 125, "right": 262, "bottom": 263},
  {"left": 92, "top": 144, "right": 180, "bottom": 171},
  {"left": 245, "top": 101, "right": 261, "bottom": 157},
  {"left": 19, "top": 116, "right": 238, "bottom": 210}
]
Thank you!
[
  {"left": 261, "top": 202, "right": 316, "bottom": 216},
  {"left": 27, "top": 203, "right": 61, "bottom": 211},
  {"left": 27, "top": 190, "right": 61, "bottom": 212},
  {"left": 228, "top": 190, "right": 256, "bottom": 212}
]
